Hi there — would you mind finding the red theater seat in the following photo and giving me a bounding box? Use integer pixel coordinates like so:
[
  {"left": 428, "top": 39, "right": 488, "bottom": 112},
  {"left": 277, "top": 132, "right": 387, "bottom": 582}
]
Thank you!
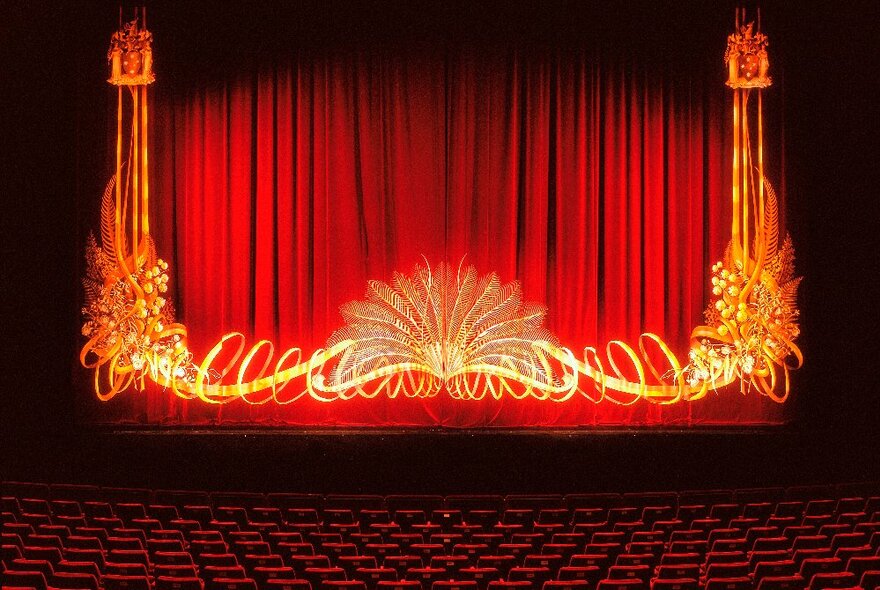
[
  {"left": 595, "top": 579, "right": 646, "bottom": 590},
  {"left": 800, "top": 557, "right": 845, "bottom": 581},
  {"left": 301, "top": 566, "right": 347, "bottom": 588},
  {"left": 107, "top": 549, "right": 150, "bottom": 568},
  {"left": 264, "top": 580, "right": 313, "bottom": 590},
  {"left": 206, "top": 578, "right": 260, "bottom": 590},
  {"left": 649, "top": 580, "right": 698, "bottom": 590},
  {"left": 541, "top": 581, "right": 590, "bottom": 590},
  {"left": 486, "top": 581, "right": 532, "bottom": 590},
  {"left": 753, "top": 560, "right": 798, "bottom": 585},
  {"left": 658, "top": 553, "right": 700, "bottom": 567},
  {"left": 202, "top": 565, "right": 247, "bottom": 582},
  {"left": 614, "top": 554, "right": 656, "bottom": 569},
  {"left": 2, "top": 544, "right": 22, "bottom": 564},
  {"left": 197, "top": 554, "right": 240, "bottom": 569},
  {"left": 383, "top": 555, "right": 422, "bottom": 576},
  {"left": 54, "top": 560, "right": 100, "bottom": 578},
  {"left": 522, "top": 555, "right": 563, "bottom": 571},
  {"left": 51, "top": 572, "right": 98, "bottom": 590},
  {"left": 155, "top": 577, "right": 206, "bottom": 590},
  {"left": 3, "top": 569, "right": 49, "bottom": 590},
  {"left": 148, "top": 505, "right": 181, "bottom": 525},
  {"left": 756, "top": 576, "right": 806, "bottom": 590},
  {"left": 703, "top": 577, "right": 751, "bottom": 590},
  {"left": 507, "top": 567, "right": 552, "bottom": 586},
  {"left": 154, "top": 551, "right": 196, "bottom": 566},
  {"left": 152, "top": 528, "right": 188, "bottom": 544},
  {"left": 154, "top": 564, "right": 200, "bottom": 579},
  {"left": 102, "top": 574, "right": 153, "bottom": 590},
  {"left": 242, "top": 553, "right": 285, "bottom": 571},
  {"left": 376, "top": 581, "right": 422, "bottom": 590},
  {"left": 627, "top": 541, "right": 664, "bottom": 557},
  {"left": 323, "top": 582, "right": 369, "bottom": 590},
  {"left": 104, "top": 563, "right": 149, "bottom": 578},
  {"left": 252, "top": 566, "right": 297, "bottom": 587},
  {"left": 702, "top": 562, "right": 750, "bottom": 581},
  {"left": 457, "top": 566, "right": 500, "bottom": 590},
  {"left": 859, "top": 569, "right": 880, "bottom": 589},
  {"left": 352, "top": 567, "right": 398, "bottom": 589},
  {"left": 606, "top": 564, "right": 651, "bottom": 582},
  {"left": 653, "top": 565, "right": 699, "bottom": 581},
  {"left": 21, "top": 546, "right": 62, "bottom": 565},
  {"left": 569, "top": 552, "right": 611, "bottom": 567},
  {"left": 432, "top": 582, "right": 479, "bottom": 590},
  {"left": 8, "top": 558, "right": 54, "bottom": 579},
  {"left": 807, "top": 572, "right": 857, "bottom": 590},
  {"left": 337, "top": 555, "right": 377, "bottom": 575},
  {"left": 148, "top": 538, "right": 186, "bottom": 554},
  {"left": 407, "top": 568, "right": 449, "bottom": 587}
]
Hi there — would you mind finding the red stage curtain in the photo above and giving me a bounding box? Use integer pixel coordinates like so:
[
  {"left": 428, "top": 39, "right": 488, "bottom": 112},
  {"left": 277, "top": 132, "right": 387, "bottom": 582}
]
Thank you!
[{"left": 136, "top": 47, "right": 786, "bottom": 426}]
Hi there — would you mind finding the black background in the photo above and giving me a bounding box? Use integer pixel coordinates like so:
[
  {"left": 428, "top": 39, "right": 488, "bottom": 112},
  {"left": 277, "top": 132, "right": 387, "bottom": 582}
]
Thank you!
[{"left": 1, "top": 1, "right": 878, "bottom": 492}]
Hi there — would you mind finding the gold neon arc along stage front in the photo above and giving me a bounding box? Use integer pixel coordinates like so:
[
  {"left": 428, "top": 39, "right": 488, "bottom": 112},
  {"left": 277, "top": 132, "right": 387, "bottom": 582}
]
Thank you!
[{"left": 80, "top": 12, "right": 802, "bottom": 407}]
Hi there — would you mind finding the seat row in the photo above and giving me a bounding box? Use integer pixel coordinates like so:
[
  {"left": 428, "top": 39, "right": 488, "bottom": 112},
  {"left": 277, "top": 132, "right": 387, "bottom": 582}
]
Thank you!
[
  {"left": 4, "top": 482, "right": 879, "bottom": 514},
  {"left": 3, "top": 482, "right": 880, "bottom": 590}
]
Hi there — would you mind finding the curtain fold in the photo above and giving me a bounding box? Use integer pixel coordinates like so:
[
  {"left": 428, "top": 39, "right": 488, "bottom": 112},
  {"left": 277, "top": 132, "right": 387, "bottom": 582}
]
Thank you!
[{"left": 138, "top": 46, "right": 785, "bottom": 426}]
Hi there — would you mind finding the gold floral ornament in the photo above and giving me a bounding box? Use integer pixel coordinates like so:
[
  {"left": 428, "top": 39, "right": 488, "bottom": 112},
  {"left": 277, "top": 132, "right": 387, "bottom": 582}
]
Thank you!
[
  {"left": 684, "top": 180, "right": 803, "bottom": 401},
  {"left": 108, "top": 16, "right": 155, "bottom": 86},
  {"left": 80, "top": 177, "right": 199, "bottom": 400},
  {"left": 318, "top": 261, "right": 575, "bottom": 401}
]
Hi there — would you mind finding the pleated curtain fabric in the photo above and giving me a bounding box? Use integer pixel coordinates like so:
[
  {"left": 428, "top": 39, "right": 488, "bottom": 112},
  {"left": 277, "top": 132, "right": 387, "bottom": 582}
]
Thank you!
[{"left": 133, "top": 46, "right": 785, "bottom": 426}]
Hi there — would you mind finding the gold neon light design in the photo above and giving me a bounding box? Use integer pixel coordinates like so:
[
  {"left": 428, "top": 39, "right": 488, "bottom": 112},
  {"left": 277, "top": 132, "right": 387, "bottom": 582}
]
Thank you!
[{"left": 80, "top": 11, "right": 802, "bottom": 406}]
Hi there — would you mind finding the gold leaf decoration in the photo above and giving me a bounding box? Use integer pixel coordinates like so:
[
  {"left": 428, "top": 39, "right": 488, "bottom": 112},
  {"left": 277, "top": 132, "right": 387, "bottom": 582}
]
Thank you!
[
  {"left": 778, "top": 276, "right": 803, "bottom": 310},
  {"left": 139, "top": 234, "right": 158, "bottom": 270},
  {"left": 100, "top": 175, "right": 121, "bottom": 260},
  {"left": 763, "top": 178, "right": 780, "bottom": 261},
  {"left": 776, "top": 235, "right": 796, "bottom": 285}
]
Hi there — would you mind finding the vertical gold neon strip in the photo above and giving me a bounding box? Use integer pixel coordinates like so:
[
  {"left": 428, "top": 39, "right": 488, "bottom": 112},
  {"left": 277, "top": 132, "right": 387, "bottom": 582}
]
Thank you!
[
  {"left": 741, "top": 90, "right": 749, "bottom": 271},
  {"left": 141, "top": 85, "right": 149, "bottom": 236},
  {"left": 757, "top": 89, "right": 764, "bottom": 232},
  {"left": 132, "top": 85, "right": 140, "bottom": 262},
  {"left": 115, "top": 85, "right": 124, "bottom": 264},
  {"left": 732, "top": 89, "right": 741, "bottom": 261}
]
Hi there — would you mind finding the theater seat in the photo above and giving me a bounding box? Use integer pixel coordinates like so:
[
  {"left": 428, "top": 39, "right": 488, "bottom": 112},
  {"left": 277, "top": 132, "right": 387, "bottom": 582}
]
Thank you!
[
  {"left": 155, "top": 576, "right": 206, "bottom": 590},
  {"left": 807, "top": 572, "right": 857, "bottom": 590},
  {"left": 54, "top": 560, "right": 101, "bottom": 578},
  {"left": 376, "top": 582, "right": 422, "bottom": 590},
  {"left": 102, "top": 574, "right": 153, "bottom": 590},
  {"left": 206, "top": 578, "right": 260, "bottom": 590},
  {"left": 432, "top": 581, "right": 479, "bottom": 590},
  {"left": 654, "top": 565, "right": 699, "bottom": 581},
  {"left": 756, "top": 575, "right": 806, "bottom": 590},
  {"left": 703, "top": 577, "right": 751, "bottom": 590},
  {"left": 648, "top": 579, "right": 698, "bottom": 590},
  {"left": 753, "top": 560, "right": 797, "bottom": 585},
  {"left": 595, "top": 579, "right": 645, "bottom": 590},
  {"left": 859, "top": 570, "right": 880, "bottom": 590},
  {"left": 9, "top": 557, "right": 54, "bottom": 579},
  {"left": 50, "top": 572, "right": 100, "bottom": 590},
  {"left": 155, "top": 565, "right": 199, "bottom": 579},
  {"left": 541, "top": 580, "right": 590, "bottom": 590},
  {"left": 2, "top": 569, "right": 49, "bottom": 590},
  {"left": 323, "top": 581, "right": 369, "bottom": 590},
  {"left": 263, "top": 581, "right": 314, "bottom": 590}
]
